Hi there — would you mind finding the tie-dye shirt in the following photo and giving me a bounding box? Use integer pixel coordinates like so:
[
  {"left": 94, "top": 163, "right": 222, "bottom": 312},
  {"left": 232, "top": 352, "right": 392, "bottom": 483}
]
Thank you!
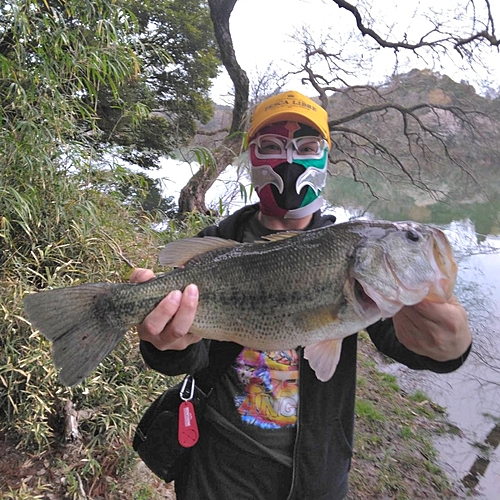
[{"left": 234, "top": 348, "right": 299, "bottom": 429}]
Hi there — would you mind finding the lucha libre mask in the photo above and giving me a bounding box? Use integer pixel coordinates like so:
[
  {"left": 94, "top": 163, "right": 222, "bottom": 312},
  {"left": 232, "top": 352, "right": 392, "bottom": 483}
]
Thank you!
[{"left": 249, "top": 121, "right": 329, "bottom": 219}]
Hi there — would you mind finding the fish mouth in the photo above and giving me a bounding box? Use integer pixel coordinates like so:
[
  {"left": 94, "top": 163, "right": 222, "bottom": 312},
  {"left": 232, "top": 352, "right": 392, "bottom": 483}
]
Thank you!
[
  {"left": 354, "top": 276, "right": 404, "bottom": 318},
  {"left": 353, "top": 279, "right": 381, "bottom": 317},
  {"left": 427, "top": 227, "right": 457, "bottom": 300}
]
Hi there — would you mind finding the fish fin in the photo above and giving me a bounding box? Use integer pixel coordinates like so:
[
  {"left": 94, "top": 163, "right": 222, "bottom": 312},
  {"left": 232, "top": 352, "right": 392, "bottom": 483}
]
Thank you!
[
  {"left": 23, "top": 284, "right": 126, "bottom": 386},
  {"left": 159, "top": 237, "right": 239, "bottom": 267},
  {"left": 304, "top": 339, "right": 343, "bottom": 382},
  {"left": 261, "top": 231, "right": 301, "bottom": 242}
]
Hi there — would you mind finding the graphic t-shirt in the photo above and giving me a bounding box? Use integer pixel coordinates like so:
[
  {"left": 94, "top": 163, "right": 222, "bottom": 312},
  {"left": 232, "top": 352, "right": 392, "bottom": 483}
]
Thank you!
[
  {"left": 235, "top": 348, "right": 299, "bottom": 430},
  {"left": 209, "top": 346, "right": 299, "bottom": 461}
]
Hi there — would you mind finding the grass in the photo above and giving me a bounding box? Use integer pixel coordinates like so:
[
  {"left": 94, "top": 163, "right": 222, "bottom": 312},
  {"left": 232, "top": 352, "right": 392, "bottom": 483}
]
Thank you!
[
  {"left": 0, "top": 150, "right": 211, "bottom": 498},
  {"left": 347, "top": 333, "right": 460, "bottom": 499}
]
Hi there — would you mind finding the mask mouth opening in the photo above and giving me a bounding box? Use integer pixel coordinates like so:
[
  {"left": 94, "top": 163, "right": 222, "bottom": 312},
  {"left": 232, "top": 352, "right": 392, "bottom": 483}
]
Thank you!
[{"left": 271, "top": 162, "right": 308, "bottom": 210}]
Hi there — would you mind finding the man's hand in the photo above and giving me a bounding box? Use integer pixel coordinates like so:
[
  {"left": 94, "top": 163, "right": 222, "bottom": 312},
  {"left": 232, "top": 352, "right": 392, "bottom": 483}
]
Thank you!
[
  {"left": 130, "top": 268, "right": 202, "bottom": 351},
  {"left": 393, "top": 295, "right": 471, "bottom": 361}
]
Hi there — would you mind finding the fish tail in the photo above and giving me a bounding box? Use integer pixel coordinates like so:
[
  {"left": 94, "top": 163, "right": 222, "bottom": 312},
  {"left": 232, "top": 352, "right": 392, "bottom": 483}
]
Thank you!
[{"left": 23, "top": 284, "right": 127, "bottom": 386}]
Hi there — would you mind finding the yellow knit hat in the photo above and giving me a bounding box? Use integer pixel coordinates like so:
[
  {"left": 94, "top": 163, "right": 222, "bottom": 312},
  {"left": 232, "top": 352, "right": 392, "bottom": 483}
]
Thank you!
[{"left": 248, "top": 90, "right": 331, "bottom": 147}]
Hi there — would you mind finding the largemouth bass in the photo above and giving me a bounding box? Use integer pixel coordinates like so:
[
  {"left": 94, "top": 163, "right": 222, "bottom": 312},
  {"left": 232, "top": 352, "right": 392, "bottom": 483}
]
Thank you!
[{"left": 23, "top": 220, "right": 457, "bottom": 386}]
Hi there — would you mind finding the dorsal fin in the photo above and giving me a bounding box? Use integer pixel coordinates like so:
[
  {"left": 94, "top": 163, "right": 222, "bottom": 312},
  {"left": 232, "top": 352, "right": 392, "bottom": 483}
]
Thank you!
[
  {"left": 261, "top": 231, "right": 301, "bottom": 242},
  {"left": 159, "top": 236, "right": 239, "bottom": 267}
]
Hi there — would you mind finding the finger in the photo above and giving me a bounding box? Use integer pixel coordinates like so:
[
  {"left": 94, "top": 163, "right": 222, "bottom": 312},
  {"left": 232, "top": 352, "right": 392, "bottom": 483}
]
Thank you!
[
  {"left": 407, "top": 296, "right": 463, "bottom": 326},
  {"left": 130, "top": 268, "right": 155, "bottom": 284},
  {"left": 164, "top": 332, "right": 203, "bottom": 351},
  {"left": 394, "top": 297, "right": 471, "bottom": 360},
  {"left": 138, "top": 290, "right": 182, "bottom": 339},
  {"left": 164, "top": 284, "right": 199, "bottom": 341}
]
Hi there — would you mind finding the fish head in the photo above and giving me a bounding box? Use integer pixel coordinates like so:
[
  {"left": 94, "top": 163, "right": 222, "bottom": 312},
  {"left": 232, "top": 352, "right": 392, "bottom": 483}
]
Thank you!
[{"left": 351, "top": 222, "right": 457, "bottom": 318}]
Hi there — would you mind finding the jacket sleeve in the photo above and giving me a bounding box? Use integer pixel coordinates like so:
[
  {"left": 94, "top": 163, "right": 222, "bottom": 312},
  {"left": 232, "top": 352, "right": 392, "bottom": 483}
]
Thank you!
[
  {"left": 366, "top": 319, "right": 471, "bottom": 373},
  {"left": 140, "top": 339, "right": 211, "bottom": 376}
]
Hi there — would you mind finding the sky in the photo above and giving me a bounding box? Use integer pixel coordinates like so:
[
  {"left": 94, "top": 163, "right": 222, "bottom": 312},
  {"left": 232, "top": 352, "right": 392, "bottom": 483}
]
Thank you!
[{"left": 211, "top": 0, "right": 500, "bottom": 103}]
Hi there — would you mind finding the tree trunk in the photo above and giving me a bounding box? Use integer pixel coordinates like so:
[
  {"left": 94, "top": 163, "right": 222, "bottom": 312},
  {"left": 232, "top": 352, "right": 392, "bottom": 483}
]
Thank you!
[
  {"left": 208, "top": 0, "right": 249, "bottom": 134},
  {"left": 178, "top": 0, "right": 249, "bottom": 214},
  {"left": 178, "top": 135, "right": 243, "bottom": 214}
]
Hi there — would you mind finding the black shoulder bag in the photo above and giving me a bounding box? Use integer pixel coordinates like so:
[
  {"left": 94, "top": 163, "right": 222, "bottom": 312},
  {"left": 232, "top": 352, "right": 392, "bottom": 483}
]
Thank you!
[{"left": 133, "top": 342, "right": 242, "bottom": 483}]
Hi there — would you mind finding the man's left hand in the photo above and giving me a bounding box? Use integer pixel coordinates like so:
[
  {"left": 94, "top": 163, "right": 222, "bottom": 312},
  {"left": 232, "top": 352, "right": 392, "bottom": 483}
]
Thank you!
[{"left": 393, "top": 295, "right": 472, "bottom": 361}]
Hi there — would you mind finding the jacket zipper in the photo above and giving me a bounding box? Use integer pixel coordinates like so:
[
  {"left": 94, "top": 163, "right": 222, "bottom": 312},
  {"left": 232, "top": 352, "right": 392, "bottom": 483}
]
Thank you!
[{"left": 286, "top": 347, "right": 303, "bottom": 500}]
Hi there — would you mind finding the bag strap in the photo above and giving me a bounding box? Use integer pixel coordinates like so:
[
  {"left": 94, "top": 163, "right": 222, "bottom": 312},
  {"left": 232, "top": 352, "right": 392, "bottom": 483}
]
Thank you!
[{"left": 194, "top": 341, "right": 243, "bottom": 394}]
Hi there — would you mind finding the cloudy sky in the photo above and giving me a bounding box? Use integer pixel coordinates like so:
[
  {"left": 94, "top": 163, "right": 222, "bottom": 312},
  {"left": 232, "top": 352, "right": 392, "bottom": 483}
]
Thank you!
[{"left": 211, "top": 0, "right": 500, "bottom": 102}]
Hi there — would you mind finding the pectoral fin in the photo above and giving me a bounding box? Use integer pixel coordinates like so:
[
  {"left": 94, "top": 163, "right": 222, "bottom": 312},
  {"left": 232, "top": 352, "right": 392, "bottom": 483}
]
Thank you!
[{"left": 304, "top": 339, "right": 343, "bottom": 382}]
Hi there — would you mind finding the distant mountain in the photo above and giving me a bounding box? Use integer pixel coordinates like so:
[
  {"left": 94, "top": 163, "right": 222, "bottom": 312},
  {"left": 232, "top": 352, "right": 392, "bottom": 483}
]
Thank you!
[
  {"left": 196, "top": 71, "right": 500, "bottom": 203},
  {"left": 325, "top": 69, "right": 500, "bottom": 202}
]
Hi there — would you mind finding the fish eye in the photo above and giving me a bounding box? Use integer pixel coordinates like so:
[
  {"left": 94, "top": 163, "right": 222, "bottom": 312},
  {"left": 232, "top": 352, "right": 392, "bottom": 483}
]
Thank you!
[{"left": 405, "top": 230, "right": 420, "bottom": 242}]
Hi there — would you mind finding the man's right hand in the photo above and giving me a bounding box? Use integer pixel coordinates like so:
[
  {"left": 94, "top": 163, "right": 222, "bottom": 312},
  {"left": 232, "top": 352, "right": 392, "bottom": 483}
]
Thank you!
[{"left": 130, "top": 268, "right": 202, "bottom": 351}]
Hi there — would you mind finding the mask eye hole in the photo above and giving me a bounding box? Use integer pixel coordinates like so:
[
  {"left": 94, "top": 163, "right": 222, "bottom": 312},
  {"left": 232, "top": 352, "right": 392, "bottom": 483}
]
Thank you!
[
  {"left": 250, "top": 135, "right": 327, "bottom": 160},
  {"left": 295, "top": 138, "right": 322, "bottom": 156},
  {"left": 257, "top": 137, "right": 285, "bottom": 156}
]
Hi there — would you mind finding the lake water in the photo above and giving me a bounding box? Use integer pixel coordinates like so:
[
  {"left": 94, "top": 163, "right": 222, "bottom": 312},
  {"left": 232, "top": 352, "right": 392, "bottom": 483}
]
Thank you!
[{"left": 325, "top": 198, "right": 500, "bottom": 499}]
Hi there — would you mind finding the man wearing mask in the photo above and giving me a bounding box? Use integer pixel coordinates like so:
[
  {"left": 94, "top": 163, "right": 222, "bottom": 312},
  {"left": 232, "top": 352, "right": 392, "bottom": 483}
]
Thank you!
[{"left": 131, "top": 90, "right": 471, "bottom": 499}]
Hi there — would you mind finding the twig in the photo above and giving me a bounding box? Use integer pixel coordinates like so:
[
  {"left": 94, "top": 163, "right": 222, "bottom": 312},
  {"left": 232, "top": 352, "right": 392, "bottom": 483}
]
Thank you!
[{"left": 100, "top": 230, "right": 136, "bottom": 268}]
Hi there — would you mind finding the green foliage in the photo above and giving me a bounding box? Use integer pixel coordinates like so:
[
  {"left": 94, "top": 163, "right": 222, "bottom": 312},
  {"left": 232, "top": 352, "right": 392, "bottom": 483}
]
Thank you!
[
  {"left": 379, "top": 372, "right": 400, "bottom": 392},
  {"left": 0, "top": 2, "right": 219, "bottom": 497},
  {"left": 355, "top": 400, "right": 384, "bottom": 422},
  {"left": 134, "top": 486, "right": 158, "bottom": 500},
  {"left": 100, "top": 0, "right": 221, "bottom": 169},
  {"left": 132, "top": 0, "right": 219, "bottom": 125},
  {"left": 409, "top": 390, "right": 429, "bottom": 403},
  {"left": 1, "top": 0, "right": 221, "bottom": 214},
  {"left": 399, "top": 425, "right": 414, "bottom": 440},
  {"left": 0, "top": 0, "right": 146, "bottom": 257},
  {"left": 0, "top": 0, "right": 140, "bottom": 141}
]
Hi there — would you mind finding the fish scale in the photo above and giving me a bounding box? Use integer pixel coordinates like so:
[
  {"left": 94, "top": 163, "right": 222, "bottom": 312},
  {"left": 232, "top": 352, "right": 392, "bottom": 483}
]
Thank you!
[
  {"left": 186, "top": 230, "right": 350, "bottom": 345},
  {"left": 23, "top": 220, "right": 457, "bottom": 385}
]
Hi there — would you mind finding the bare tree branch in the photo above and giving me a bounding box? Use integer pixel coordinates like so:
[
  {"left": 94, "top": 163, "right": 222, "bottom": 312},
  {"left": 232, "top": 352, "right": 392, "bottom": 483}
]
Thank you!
[
  {"left": 180, "top": 0, "right": 499, "bottom": 214},
  {"left": 331, "top": 0, "right": 500, "bottom": 51}
]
